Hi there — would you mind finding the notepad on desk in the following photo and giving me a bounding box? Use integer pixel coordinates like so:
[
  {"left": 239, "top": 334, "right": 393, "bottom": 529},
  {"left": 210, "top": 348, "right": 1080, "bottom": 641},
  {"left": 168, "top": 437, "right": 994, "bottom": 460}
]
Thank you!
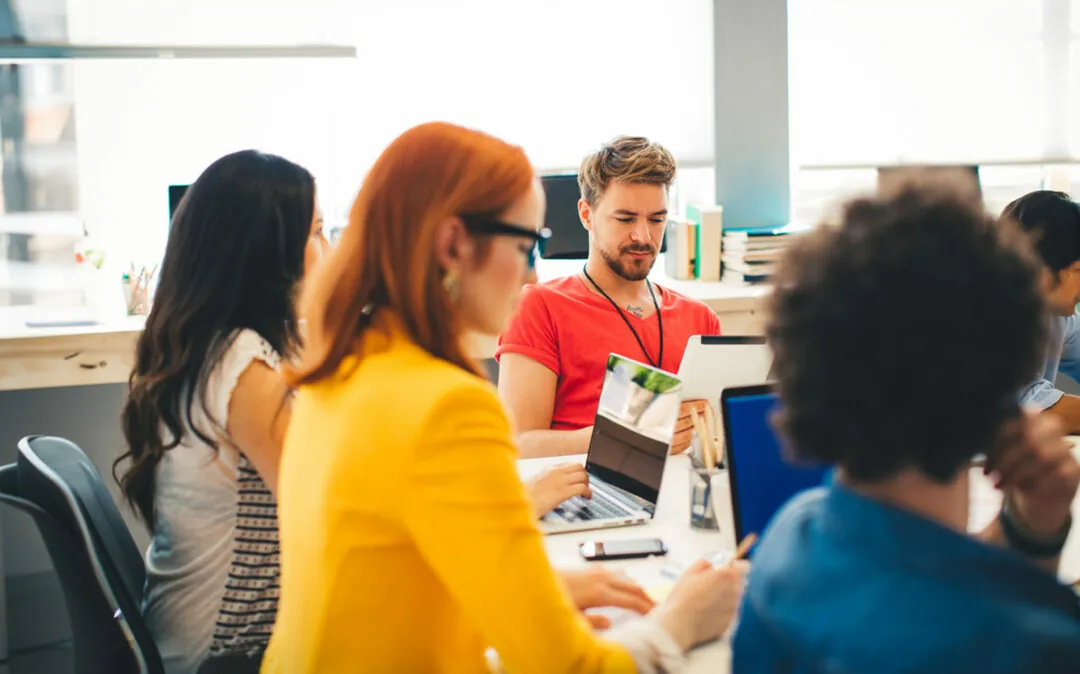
[{"left": 626, "top": 549, "right": 734, "bottom": 602}]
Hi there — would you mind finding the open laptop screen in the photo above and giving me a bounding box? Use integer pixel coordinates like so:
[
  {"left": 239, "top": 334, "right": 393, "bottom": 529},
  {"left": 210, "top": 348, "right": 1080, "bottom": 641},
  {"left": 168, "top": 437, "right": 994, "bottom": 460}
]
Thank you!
[
  {"left": 586, "top": 354, "right": 682, "bottom": 505},
  {"left": 723, "top": 386, "right": 829, "bottom": 543}
]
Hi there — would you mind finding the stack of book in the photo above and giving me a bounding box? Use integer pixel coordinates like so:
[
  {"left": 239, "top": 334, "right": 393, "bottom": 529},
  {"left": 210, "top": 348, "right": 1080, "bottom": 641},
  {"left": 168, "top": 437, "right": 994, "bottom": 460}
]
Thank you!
[
  {"left": 721, "top": 225, "right": 809, "bottom": 285},
  {"left": 665, "top": 205, "right": 724, "bottom": 281}
]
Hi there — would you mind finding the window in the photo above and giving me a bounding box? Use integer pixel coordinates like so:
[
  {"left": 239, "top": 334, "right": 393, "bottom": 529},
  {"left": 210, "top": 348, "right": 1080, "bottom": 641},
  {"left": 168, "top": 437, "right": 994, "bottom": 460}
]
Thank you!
[
  {"left": 0, "top": 0, "right": 80, "bottom": 308},
  {"left": 69, "top": 0, "right": 714, "bottom": 228},
  {"left": 10, "top": 0, "right": 66, "bottom": 41},
  {"left": 332, "top": 1, "right": 714, "bottom": 175},
  {"left": 1068, "top": 0, "right": 1080, "bottom": 157},
  {"left": 791, "top": 165, "right": 1063, "bottom": 227},
  {"left": 789, "top": 0, "right": 1046, "bottom": 168},
  {"left": 2, "top": 0, "right": 716, "bottom": 312},
  {"left": 789, "top": 0, "right": 1080, "bottom": 224}
]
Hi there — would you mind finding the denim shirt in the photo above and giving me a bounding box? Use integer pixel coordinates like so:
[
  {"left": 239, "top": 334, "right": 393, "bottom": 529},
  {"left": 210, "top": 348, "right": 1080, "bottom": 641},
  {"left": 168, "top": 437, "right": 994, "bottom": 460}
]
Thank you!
[
  {"left": 1021, "top": 313, "right": 1080, "bottom": 410},
  {"left": 732, "top": 484, "right": 1080, "bottom": 673}
]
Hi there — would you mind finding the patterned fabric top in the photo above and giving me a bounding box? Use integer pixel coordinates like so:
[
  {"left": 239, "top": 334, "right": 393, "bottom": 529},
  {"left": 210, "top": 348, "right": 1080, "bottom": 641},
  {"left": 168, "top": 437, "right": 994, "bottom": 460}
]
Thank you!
[
  {"left": 142, "top": 329, "right": 283, "bottom": 674},
  {"left": 208, "top": 453, "right": 280, "bottom": 657}
]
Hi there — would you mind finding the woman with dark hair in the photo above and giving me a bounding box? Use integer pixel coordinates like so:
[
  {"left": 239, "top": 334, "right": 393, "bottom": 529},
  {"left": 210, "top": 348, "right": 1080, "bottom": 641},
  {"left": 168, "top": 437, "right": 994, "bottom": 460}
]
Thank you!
[{"left": 115, "top": 149, "right": 328, "bottom": 673}]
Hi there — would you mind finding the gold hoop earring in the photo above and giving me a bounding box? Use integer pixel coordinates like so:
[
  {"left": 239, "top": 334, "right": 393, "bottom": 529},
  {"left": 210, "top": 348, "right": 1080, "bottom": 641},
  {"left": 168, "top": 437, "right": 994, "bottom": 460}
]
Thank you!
[{"left": 442, "top": 268, "right": 461, "bottom": 304}]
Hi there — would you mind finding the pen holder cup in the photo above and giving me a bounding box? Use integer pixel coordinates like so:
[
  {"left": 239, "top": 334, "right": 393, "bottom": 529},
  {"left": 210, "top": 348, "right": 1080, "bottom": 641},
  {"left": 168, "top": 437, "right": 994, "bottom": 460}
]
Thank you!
[
  {"left": 689, "top": 466, "right": 722, "bottom": 531},
  {"left": 122, "top": 268, "right": 158, "bottom": 316},
  {"left": 123, "top": 279, "right": 150, "bottom": 316}
]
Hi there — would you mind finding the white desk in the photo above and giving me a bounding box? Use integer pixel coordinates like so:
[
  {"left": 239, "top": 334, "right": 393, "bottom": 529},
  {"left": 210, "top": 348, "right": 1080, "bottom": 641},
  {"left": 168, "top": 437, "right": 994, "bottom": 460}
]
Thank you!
[
  {"left": 519, "top": 453, "right": 733, "bottom": 673},
  {"left": 518, "top": 442, "right": 1080, "bottom": 673}
]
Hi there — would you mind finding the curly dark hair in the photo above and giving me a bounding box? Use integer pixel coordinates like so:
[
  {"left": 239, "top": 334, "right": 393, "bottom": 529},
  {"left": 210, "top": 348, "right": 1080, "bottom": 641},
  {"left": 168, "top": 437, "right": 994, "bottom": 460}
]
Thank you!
[{"left": 768, "top": 183, "right": 1047, "bottom": 483}]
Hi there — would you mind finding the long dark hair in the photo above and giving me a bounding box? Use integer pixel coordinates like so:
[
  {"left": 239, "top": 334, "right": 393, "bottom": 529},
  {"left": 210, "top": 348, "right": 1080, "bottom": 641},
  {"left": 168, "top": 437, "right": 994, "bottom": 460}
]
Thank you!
[{"left": 116, "top": 150, "right": 315, "bottom": 525}]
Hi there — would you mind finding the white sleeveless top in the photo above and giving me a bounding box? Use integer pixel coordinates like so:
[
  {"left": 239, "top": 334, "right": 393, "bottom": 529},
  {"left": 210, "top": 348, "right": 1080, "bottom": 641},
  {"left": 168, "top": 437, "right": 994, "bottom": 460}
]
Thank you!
[{"left": 141, "top": 329, "right": 282, "bottom": 674}]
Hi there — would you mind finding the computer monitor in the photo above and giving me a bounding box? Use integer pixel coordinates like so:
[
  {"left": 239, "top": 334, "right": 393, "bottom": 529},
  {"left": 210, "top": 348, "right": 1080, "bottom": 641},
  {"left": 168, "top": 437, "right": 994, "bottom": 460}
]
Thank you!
[
  {"left": 169, "top": 184, "right": 189, "bottom": 222},
  {"left": 540, "top": 174, "right": 588, "bottom": 259},
  {"left": 539, "top": 173, "right": 667, "bottom": 260},
  {"left": 721, "top": 384, "right": 829, "bottom": 549},
  {"left": 877, "top": 165, "right": 982, "bottom": 204}
]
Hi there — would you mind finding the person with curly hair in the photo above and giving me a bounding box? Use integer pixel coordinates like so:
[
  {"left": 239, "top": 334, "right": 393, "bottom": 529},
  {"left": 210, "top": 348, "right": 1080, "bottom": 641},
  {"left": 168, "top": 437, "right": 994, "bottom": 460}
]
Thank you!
[{"left": 732, "top": 181, "right": 1080, "bottom": 673}]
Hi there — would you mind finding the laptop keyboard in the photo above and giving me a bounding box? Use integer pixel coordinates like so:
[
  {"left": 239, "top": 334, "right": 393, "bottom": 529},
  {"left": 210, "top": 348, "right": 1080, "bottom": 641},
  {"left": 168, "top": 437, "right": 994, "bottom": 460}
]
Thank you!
[{"left": 552, "top": 491, "right": 634, "bottom": 522}]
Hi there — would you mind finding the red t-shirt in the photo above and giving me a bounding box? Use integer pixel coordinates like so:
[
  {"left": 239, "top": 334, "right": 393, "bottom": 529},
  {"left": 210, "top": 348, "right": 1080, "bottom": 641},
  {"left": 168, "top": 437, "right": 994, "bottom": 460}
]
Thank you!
[{"left": 496, "top": 275, "right": 722, "bottom": 430}]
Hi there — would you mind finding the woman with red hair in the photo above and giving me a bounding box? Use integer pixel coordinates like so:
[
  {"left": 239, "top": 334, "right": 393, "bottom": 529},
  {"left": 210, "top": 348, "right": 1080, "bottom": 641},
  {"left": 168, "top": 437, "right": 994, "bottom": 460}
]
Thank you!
[{"left": 263, "top": 122, "right": 744, "bottom": 673}]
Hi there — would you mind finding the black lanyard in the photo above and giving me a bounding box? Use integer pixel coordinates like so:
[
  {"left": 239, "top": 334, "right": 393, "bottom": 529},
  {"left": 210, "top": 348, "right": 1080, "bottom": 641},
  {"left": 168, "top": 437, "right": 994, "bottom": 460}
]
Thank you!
[{"left": 582, "top": 266, "right": 664, "bottom": 368}]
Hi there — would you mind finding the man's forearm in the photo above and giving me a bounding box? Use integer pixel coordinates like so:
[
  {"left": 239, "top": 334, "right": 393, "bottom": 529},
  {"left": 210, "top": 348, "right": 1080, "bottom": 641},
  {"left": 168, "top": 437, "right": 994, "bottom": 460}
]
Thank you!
[
  {"left": 517, "top": 427, "right": 592, "bottom": 459},
  {"left": 1046, "top": 393, "right": 1080, "bottom": 434}
]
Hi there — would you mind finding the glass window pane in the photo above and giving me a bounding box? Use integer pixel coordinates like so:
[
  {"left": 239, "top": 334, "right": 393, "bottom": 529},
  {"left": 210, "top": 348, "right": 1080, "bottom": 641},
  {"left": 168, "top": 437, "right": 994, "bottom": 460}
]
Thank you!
[
  {"left": 333, "top": 0, "right": 714, "bottom": 171},
  {"left": 0, "top": 60, "right": 81, "bottom": 308},
  {"left": 979, "top": 165, "right": 1047, "bottom": 215},
  {"left": 791, "top": 169, "right": 877, "bottom": 226},
  {"left": 1069, "top": 41, "right": 1080, "bottom": 157},
  {"left": 6, "top": 0, "right": 67, "bottom": 42},
  {"left": 790, "top": 0, "right": 1046, "bottom": 166}
]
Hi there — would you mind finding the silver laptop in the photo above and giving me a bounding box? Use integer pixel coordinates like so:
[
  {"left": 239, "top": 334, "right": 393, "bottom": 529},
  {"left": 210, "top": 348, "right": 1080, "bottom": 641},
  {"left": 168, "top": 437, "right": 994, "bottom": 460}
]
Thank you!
[
  {"left": 676, "top": 335, "right": 773, "bottom": 406},
  {"left": 540, "top": 353, "right": 683, "bottom": 535}
]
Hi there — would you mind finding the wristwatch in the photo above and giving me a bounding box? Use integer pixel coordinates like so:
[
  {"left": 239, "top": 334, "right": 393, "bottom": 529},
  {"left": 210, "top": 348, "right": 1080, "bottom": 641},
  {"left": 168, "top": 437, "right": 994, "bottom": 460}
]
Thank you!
[{"left": 998, "top": 497, "right": 1072, "bottom": 559}]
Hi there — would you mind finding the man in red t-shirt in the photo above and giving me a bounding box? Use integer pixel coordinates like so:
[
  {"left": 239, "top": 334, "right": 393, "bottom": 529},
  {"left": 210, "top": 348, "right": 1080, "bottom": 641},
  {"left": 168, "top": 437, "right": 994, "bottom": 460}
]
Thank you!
[{"left": 497, "top": 136, "right": 721, "bottom": 462}]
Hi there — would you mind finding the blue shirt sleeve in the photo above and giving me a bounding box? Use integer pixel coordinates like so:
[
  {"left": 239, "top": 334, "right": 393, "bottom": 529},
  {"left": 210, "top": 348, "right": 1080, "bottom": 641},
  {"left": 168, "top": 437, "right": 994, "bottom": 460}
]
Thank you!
[
  {"left": 731, "top": 594, "right": 797, "bottom": 673},
  {"left": 1055, "top": 313, "right": 1080, "bottom": 386},
  {"left": 1019, "top": 378, "right": 1065, "bottom": 410}
]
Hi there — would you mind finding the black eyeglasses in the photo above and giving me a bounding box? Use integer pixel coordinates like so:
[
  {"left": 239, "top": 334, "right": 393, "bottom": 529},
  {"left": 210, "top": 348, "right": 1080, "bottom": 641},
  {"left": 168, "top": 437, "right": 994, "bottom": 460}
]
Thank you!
[{"left": 462, "top": 218, "right": 552, "bottom": 269}]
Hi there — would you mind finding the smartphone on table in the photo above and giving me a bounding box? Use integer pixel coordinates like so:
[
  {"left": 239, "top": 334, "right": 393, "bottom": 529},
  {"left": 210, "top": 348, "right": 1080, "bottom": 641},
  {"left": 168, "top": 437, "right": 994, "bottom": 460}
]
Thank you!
[{"left": 579, "top": 538, "right": 668, "bottom": 561}]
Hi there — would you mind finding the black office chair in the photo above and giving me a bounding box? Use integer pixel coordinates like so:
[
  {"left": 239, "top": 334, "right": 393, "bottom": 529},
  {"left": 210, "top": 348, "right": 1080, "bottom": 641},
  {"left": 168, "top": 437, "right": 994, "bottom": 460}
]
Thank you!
[{"left": 5, "top": 435, "right": 164, "bottom": 674}]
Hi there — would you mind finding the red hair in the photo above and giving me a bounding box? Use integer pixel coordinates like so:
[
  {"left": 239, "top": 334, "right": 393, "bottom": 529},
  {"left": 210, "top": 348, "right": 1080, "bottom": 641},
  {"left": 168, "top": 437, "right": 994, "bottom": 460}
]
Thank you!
[{"left": 288, "top": 122, "right": 533, "bottom": 386}]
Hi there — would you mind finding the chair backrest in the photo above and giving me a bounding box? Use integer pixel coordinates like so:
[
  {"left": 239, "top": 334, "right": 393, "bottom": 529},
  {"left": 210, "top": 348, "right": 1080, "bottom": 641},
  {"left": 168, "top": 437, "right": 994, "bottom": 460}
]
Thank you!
[
  {"left": 0, "top": 463, "right": 145, "bottom": 673},
  {"left": 14, "top": 436, "right": 163, "bottom": 674}
]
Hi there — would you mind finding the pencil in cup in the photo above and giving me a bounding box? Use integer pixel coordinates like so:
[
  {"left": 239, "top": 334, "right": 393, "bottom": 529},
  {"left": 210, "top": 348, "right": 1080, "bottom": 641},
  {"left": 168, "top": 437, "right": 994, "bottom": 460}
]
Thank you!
[
  {"left": 703, "top": 404, "right": 724, "bottom": 466},
  {"left": 122, "top": 265, "right": 158, "bottom": 315},
  {"left": 690, "top": 406, "right": 721, "bottom": 469}
]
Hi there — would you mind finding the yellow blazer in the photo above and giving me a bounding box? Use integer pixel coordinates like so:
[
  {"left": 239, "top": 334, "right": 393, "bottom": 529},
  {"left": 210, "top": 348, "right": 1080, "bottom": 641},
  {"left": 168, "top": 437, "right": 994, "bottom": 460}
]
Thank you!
[{"left": 262, "top": 312, "right": 634, "bottom": 673}]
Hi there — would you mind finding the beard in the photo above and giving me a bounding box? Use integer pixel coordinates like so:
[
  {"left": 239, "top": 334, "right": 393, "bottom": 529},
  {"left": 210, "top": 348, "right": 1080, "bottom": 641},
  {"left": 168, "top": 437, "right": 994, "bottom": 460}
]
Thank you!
[{"left": 600, "top": 244, "right": 658, "bottom": 281}]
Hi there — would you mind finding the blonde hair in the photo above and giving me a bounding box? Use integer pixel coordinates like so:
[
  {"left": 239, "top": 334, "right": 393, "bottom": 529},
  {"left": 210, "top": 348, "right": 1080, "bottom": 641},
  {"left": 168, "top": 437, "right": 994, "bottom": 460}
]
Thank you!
[{"left": 577, "top": 136, "right": 677, "bottom": 206}]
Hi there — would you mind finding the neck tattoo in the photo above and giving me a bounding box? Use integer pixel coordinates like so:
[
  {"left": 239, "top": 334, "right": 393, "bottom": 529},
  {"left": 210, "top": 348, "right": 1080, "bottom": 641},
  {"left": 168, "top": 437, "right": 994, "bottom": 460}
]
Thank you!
[{"left": 625, "top": 304, "right": 646, "bottom": 318}]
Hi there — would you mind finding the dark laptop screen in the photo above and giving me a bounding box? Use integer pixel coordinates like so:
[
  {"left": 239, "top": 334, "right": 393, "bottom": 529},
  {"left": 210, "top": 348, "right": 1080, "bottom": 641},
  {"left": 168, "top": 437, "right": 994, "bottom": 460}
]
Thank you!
[
  {"left": 585, "top": 354, "right": 681, "bottom": 506},
  {"left": 724, "top": 389, "right": 828, "bottom": 543}
]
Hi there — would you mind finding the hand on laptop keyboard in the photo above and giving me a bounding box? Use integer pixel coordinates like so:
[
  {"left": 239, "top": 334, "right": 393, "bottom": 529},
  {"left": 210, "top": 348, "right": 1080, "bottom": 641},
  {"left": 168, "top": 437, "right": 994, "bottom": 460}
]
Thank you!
[
  {"left": 527, "top": 464, "right": 593, "bottom": 518},
  {"left": 552, "top": 493, "right": 630, "bottom": 521}
]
